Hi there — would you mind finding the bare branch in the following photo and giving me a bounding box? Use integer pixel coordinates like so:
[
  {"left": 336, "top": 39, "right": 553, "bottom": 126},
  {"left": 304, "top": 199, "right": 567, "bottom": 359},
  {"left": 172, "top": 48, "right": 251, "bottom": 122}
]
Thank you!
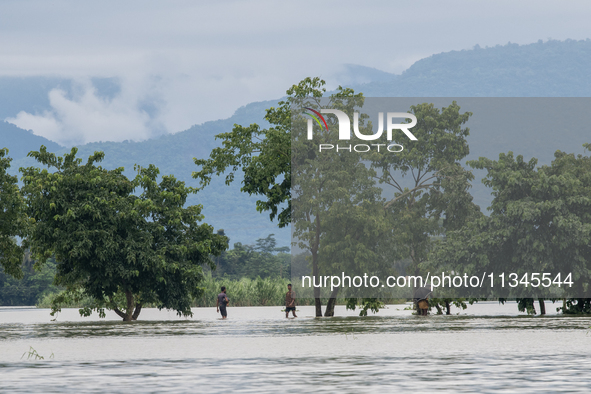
[{"left": 384, "top": 184, "right": 434, "bottom": 209}]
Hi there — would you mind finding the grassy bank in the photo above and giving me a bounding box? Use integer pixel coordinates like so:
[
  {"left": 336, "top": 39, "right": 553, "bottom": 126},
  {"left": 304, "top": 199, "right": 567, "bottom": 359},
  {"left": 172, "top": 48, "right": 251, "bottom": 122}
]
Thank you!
[
  {"left": 194, "top": 275, "right": 296, "bottom": 307},
  {"left": 36, "top": 275, "right": 407, "bottom": 310},
  {"left": 36, "top": 276, "right": 314, "bottom": 309}
]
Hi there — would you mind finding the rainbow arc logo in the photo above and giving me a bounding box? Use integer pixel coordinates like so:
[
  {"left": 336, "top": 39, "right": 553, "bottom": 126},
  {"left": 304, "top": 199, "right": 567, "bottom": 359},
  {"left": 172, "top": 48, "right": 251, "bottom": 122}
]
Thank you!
[{"left": 304, "top": 107, "right": 328, "bottom": 132}]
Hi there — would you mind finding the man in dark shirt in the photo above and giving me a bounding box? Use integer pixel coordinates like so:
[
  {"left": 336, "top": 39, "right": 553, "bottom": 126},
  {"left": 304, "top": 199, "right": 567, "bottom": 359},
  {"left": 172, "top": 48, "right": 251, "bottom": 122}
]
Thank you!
[
  {"left": 285, "top": 283, "right": 297, "bottom": 318},
  {"left": 217, "top": 286, "right": 229, "bottom": 319}
]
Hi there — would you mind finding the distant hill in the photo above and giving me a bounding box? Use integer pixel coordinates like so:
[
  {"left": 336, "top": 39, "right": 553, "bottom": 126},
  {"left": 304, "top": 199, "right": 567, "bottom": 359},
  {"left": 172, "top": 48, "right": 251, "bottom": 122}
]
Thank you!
[
  {"left": 2, "top": 39, "right": 591, "bottom": 247},
  {"left": 355, "top": 39, "right": 591, "bottom": 97},
  {"left": 0, "top": 121, "right": 62, "bottom": 159},
  {"left": 331, "top": 64, "right": 397, "bottom": 86}
]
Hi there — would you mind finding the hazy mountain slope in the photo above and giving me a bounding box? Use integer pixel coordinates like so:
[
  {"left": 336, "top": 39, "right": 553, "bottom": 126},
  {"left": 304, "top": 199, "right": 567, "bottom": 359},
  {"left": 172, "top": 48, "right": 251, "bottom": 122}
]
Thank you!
[{"left": 0, "top": 121, "right": 62, "bottom": 159}]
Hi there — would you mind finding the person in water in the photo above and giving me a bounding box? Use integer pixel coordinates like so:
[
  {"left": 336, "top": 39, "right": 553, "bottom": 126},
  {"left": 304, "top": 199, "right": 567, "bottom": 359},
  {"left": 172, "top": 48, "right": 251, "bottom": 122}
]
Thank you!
[
  {"left": 417, "top": 298, "right": 429, "bottom": 316},
  {"left": 285, "top": 283, "right": 297, "bottom": 318},
  {"left": 217, "top": 286, "right": 229, "bottom": 319}
]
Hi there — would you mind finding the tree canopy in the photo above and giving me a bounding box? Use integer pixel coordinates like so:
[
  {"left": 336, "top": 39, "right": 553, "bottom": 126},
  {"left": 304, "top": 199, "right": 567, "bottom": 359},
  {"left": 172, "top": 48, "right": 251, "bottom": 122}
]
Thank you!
[
  {"left": 0, "top": 147, "right": 29, "bottom": 279},
  {"left": 21, "top": 146, "right": 227, "bottom": 320},
  {"left": 290, "top": 82, "right": 387, "bottom": 316},
  {"left": 212, "top": 234, "right": 290, "bottom": 280},
  {"left": 369, "top": 102, "right": 479, "bottom": 270},
  {"left": 193, "top": 78, "right": 298, "bottom": 228},
  {"left": 432, "top": 145, "right": 591, "bottom": 312}
]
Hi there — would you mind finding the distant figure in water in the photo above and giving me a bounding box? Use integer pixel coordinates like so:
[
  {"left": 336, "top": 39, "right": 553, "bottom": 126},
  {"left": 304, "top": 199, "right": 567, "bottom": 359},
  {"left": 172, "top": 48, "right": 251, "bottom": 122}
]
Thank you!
[
  {"left": 285, "top": 283, "right": 297, "bottom": 318},
  {"left": 417, "top": 298, "right": 429, "bottom": 316},
  {"left": 217, "top": 286, "right": 229, "bottom": 319},
  {"left": 413, "top": 286, "right": 432, "bottom": 316}
]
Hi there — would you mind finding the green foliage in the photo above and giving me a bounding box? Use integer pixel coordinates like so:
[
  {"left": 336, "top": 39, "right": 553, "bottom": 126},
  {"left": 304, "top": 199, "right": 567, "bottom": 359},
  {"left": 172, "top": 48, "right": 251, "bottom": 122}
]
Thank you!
[
  {"left": 0, "top": 147, "right": 29, "bottom": 278},
  {"left": 370, "top": 102, "right": 480, "bottom": 274},
  {"left": 21, "top": 346, "right": 53, "bottom": 360},
  {"left": 22, "top": 146, "right": 228, "bottom": 320},
  {"left": 429, "top": 298, "right": 477, "bottom": 315},
  {"left": 36, "top": 287, "right": 98, "bottom": 310},
  {"left": 193, "top": 275, "right": 294, "bottom": 307},
  {"left": 345, "top": 298, "right": 385, "bottom": 317},
  {"left": 0, "top": 252, "right": 59, "bottom": 306},
  {"left": 193, "top": 78, "right": 299, "bottom": 227},
  {"left": 212, "top": 234, "right": 290, "bottom": 280},
  {"left": 194, "top": 276, "right": 403, "bottom": 309},
  {"left": 433, "top": 145, "right": 591, "bottom": 307},
  {"left": 561, "top": 298, "right": 591, "bottom": 314}
]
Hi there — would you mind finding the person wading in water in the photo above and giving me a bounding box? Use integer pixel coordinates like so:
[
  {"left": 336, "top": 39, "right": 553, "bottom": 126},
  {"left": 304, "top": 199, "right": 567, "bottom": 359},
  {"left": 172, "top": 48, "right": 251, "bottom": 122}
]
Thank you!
[
  {"left": 217, "top": 286, "right": 229, "bottom": 319},
  {"left": 285, "top": 283, "right": 297, "bottom": 318}
]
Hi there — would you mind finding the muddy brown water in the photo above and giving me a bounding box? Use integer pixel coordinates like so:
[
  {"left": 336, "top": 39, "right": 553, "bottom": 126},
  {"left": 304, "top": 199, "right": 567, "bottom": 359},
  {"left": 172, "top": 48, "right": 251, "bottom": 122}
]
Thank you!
[{"left": 1, "top": 302, "right": 590, "bottom": 393}]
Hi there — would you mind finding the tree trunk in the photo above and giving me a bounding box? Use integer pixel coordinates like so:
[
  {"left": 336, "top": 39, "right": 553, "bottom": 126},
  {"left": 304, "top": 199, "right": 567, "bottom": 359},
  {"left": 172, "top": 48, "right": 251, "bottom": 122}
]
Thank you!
[
  {"left": 435, "top": 303, "right": 443, "bottom": 315},
  {"left": 312, "top": 226, "right": 322, "bottom": 317},
  {"left": 123, "top": 290, "right": 134, "bottom": 321},
  {"left": 324, "top": 287, "right": 340, "bottom": 316},
  {"left": 110, "top": 292, "right": 141, "bottom": 321},
  {"left": 538, "top": 299, "right": 546, "bottom": 315},
  {"left": 132, "top": 303, "right": 142, "bottom": 320},
  {"left": 113, "top": 307, "right": 126, "bottom": 320},
  {"left": 314, "top": 297, "right": 323, "bottom": 317},
  {"left": 445, "top": 301, "right": 451, "bottom": 315}
]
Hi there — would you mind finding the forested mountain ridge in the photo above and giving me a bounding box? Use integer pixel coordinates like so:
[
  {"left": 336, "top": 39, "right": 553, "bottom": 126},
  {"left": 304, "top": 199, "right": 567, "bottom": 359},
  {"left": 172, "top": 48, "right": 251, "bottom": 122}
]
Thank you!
[{"left": 356, "top": 39, "right": 591, "bottom": 97}]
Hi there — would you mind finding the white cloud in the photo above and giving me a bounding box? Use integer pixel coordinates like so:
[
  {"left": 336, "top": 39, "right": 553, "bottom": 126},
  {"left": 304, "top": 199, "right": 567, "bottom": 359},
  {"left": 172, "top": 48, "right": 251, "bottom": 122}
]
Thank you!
[
  {"left": 6, "top": 79, "right": 156, "bottom": 145},
  {"left": 2, "top": 0, "right": 591, "bottom": 144}
]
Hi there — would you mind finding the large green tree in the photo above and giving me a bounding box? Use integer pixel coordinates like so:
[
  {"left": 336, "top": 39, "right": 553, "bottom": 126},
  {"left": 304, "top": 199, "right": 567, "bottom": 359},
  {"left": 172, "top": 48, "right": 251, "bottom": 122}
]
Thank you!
[
  {"left": 370, "top": 102, "right": 478, "bottom": 268},
  {"left": 433, "top": 146, "right": 591, "bottom": 314},
  {"left": 22, "top": 147, "right": 227, "bottom": 320},
  {"left": 369, "top": 102, "right": 480, "bottom": 314},
  {"left": 290, "top": 86, "right": 387, "bottom": 317},
  {"left": 0, "top": 148, "right": 29, "bottom": 279}
]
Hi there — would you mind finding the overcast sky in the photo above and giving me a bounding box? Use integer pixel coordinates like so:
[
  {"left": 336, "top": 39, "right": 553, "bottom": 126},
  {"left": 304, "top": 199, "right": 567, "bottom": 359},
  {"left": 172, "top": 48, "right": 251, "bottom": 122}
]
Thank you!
[{"left": 2, "top": 0, "right": 591, "bottom": 145}]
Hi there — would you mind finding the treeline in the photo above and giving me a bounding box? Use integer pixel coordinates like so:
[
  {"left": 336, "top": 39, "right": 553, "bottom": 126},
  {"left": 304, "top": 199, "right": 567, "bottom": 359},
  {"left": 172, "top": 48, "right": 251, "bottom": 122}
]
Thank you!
[
  {"left": 0, "top": 233, "right": 290, "bottom": 307},
  {"left": 209, "top": 233, "right": 290, "bottom": 280},
  {"left": 0, "top": 253, "right": 58, "bottom": 306},
  {"left": 4, "top": 75, "right": 591, "bottom": 320}
]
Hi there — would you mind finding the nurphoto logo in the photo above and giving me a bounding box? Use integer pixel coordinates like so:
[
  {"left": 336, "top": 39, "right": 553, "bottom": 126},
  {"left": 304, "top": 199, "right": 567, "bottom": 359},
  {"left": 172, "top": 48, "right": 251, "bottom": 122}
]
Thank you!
[{"left": 304, "top": 107, "right": 418, "bottom": 152}]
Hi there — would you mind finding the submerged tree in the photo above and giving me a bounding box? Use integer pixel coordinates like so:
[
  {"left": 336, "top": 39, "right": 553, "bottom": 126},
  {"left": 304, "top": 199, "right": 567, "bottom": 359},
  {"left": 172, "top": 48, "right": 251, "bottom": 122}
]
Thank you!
[
  {"left": 289, "top": 80, "right": 387, "bottom": 317},
  {"left": 22, "top": 147, "right": 227, "bottom": 321},
  {"left": 369, "top": 102, "right": 480, "bottom": 314},
  {"left": 433, "top": 145, "right": 591, "bottom": 314}
]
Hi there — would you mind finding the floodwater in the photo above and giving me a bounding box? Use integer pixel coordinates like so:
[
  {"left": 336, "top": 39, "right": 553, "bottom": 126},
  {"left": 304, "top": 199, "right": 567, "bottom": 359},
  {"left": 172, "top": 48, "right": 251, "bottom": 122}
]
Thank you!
[{"left": 1, "top": 302, "right": 590, "bottom": 393}]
